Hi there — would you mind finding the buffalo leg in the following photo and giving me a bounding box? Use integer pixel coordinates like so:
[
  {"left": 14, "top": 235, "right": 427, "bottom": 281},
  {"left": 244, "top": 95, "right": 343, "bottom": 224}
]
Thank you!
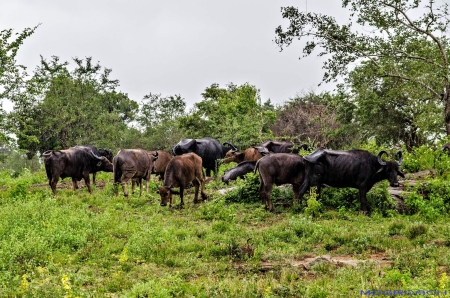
[
  {"left": 72, "top": 178, "right": 78, "bottom": 191},
  {"left": 359, "top": 189, "right": 369, "bottom": 213},
  {"left": 49, "top": 175, "right": 60, "bottom": 195},
  {"left": 83, "top": 173, "right": 92, "bottom": 194},
  {"left": 119, "top": 171, "right": 136, "bottom": 198},
  {"left": 179, "top": 186, "right": 185, "bottom": 207},
  {"left": 292, "top": 184, "right": 301, "bottom": 205},
  {"left": 193, "top": 179, "right": 200, "bottom": 204},
  {"left": 93, "top": 172, "right": 96, "bottom": 184},
  {"left": 260, "top": 180, "right": 273, "bottom": 211}
]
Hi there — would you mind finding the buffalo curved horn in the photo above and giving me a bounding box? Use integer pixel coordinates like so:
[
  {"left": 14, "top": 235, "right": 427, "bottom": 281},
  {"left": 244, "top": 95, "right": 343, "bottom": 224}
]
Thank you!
[
  {"left": 90, "top": 150, "right": 104, "bottom": 160},
  {"left": 377, "top": 151, "right": 388, "bottom": 166},
  {"left": 396, "top": 151, "right": 403, "bottom": 166},
  {"left": 223, "top": 142, "right": 238, "bottom": 151},
  {"left": 43, "top": 150, "right": 53, "bottom": 157}
]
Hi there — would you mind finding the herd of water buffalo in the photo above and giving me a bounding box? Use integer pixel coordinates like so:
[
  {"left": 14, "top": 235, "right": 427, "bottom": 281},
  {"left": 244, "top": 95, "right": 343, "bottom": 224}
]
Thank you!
[{"left": 42, "top": 137, "right": 406, "bottom": 212}]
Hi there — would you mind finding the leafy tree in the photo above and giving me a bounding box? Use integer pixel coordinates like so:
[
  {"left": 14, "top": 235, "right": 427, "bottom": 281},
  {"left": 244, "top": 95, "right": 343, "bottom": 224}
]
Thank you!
[
  {"left": 348, "top": 64, "right": 443, "bottom": 149},
  {"left": 8, "top": 56, "right": 138, "bottom": 157},
  {"left": 0, "top": 25, "right": 39, "bottom": 143},
  {"left": 136, "top": 93, "right": 187, "bottom": 150},
  {"left": 275, "top": 0, "right": 450, "bottom": 138},
  {"left": 179, "top": 83, "right": 276, "bottom": 148}
]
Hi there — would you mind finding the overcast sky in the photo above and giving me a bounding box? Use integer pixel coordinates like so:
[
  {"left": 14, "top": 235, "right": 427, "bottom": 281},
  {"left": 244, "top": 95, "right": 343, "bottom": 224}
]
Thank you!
[{"left": 1, "top": 0, "right": 350, "bottom": 110}]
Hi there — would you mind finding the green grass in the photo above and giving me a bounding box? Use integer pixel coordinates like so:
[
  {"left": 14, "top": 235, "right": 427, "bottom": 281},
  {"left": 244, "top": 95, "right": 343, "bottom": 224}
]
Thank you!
[{"left": 1, "top": 169, "right": 450, "bottom": 297}]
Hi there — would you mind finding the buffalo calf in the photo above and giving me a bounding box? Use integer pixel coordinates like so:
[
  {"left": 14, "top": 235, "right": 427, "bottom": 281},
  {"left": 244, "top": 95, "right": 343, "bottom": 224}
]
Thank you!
[
  {"left": 255, "top": 153, "right": 306, "bottom": 212},
  {"left": 159, "top": 152, "right": 207, "bottom": 207}
]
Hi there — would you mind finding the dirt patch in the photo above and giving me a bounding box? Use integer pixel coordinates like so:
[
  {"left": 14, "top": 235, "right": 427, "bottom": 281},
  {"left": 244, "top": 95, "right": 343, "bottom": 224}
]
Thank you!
[{"left": 239, "top": 254, "right": 392, "bottom": 273}]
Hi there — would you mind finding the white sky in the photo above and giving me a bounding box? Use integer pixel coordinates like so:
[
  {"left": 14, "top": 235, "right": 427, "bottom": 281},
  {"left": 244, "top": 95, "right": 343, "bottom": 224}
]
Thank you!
[{"left": 1, "top": 0, "right": 350, "bottom": 111}]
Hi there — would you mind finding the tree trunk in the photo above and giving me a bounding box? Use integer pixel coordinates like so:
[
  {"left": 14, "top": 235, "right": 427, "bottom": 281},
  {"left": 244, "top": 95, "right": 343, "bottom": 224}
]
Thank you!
[{"left": 444, "top": 86, "right": 450, "bottom": 135}]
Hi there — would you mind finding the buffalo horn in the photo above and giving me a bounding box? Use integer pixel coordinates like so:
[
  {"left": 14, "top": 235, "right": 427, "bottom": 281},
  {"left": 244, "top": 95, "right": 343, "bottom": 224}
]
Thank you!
[
  {"left": 43, "top": 150, "right": 53, "bottom": 157},
  {"left": 223, "top": 142, "right": 238, "bottom": 151},
  {"left": 396, "top": 151, "right": 403, "bottom": 166},
  {"left": 377, "top": 151, "right": 388, "bottom": 166},
  {"left": 90, "top": 151, "right": 103, "bottom": 160}
]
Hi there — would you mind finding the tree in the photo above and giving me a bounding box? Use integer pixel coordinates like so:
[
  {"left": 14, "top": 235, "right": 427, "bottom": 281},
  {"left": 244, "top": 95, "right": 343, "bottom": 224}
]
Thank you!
[
  {"left": 136, "top": 93, "right": 187, "bottom": 150},
  {"left": 179, "top": 83, "right": 276, "bottom": 148},
  {"left": 8, "top": 56, "right": 138, "bottom": 156},
  {"left": 0, "top": 25, "right": 39, "bottom": 143},
  {"left": 275, "top": 0, "right": 450, "bottom": 137}
]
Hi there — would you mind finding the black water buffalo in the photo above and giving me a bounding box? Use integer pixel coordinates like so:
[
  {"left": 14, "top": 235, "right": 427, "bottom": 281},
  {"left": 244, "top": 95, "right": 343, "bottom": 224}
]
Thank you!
[
  {"left": 43, "top": 148, "right": 113, "bottom": 195},
  {"left": 172, "top": 137, "right": 237, "bottom": 176},
  {"left": 159, "top": 152, "right": 207, "bottom": 207},
  {"left": 223, "top": 146, "right": 269, "bottom": 164},
  {"left": 259, "top": 141, "right": 308, "bottom": 154},
  {"left": 71, "top": 145, "right": 114, "bottom": 185},
  {"left": 222, "top": 161, "right": 257, "bottom": 184},
  {"left": 255, "top": 153, "right": 306, "bottom": 212},
  {"left": 298, "top": 149, "right": 405, "bottom": 212},
  {"left": 113, "top": 149, "right": 158, "bottom": 197}
]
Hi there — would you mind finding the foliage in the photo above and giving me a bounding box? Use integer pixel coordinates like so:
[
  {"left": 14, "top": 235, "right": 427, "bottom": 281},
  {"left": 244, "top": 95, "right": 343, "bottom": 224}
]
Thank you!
[
  {"left": 7, "top": 56, "right": 138, "bottom": 156},
  {"left": 0, "top": 25, "right": 39, "bottom": 143},
  {"left": 136, "top": 93, "right": 187, "bottom": 150},
  {"left": 275, "top": 0, "right": 450, "bottom": 140},
  {"left": 223, "top": 171, "right": 261, "bottom": 203},
  {"left": 179, "top": 83, "right": 276, "bottom": 148},
  {"left": 404, "top": 178, "right": 450, "bottom": 222},
  {"left": 401, "top": 143, "right": 450, "bottom": 176}
]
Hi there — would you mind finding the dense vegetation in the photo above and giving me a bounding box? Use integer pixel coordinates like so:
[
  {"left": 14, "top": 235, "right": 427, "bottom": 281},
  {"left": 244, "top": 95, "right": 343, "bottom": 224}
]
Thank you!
[{"left": 1, "top": 0, "right": 450, "bottom": 296}]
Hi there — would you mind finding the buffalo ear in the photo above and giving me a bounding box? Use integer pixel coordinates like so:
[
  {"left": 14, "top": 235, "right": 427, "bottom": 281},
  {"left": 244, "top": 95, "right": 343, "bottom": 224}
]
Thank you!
[{"left": 398, "top": 170, "right": 405, "bottom": 178}]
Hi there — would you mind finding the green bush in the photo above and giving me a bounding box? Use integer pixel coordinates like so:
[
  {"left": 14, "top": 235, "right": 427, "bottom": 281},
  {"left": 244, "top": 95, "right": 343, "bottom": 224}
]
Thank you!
[{"left": 404, "top": 179, "right": 450, "bottom": 221}]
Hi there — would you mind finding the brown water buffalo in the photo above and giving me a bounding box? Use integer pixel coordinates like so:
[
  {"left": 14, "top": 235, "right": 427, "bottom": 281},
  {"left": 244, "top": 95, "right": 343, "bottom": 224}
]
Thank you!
[
  {"left": 158, "top": 152, "right": 207, "bottom": 207},
  {"left": 43, "top": 148, "right": 113, "bottom": 195},
  {"left": 222, "top": 146, "right": 269, "bottom": 164},
  {"left": 113, "top": 149, "right": 158, "bottom": 197},
  {"left": 255, "top": 153, "right": 306, "bottom": 212},
  {"left": 131, "top": 150, "right": 172, "bottom": 193},
  {"left": 149, "top": 150, "right": 172, "bottom": 180}
]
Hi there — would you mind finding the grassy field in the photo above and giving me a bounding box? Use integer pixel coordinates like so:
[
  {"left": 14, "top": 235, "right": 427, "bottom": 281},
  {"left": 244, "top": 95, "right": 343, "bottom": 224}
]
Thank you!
[{"left": 1, "top": 168, "right": 450, "bottom": 297}]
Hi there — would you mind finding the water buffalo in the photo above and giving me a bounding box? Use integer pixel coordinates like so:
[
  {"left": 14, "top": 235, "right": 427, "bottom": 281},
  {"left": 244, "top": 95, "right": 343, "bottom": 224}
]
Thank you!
[
  {"left": 172, "top": 137, "right": 237, "bottom": 176},
  {"left": 222, "top": 161, "right": 257, "bottom": 184},
  {"left": 131, "top": 150, "right": 173, "bottom": 193},
  {"left": 222, "top": 146, "right": 269, "bottom": 164},
  {"left": 259, "top": 141, "right": 308, "bottom": 154},
  {"left": 159, "top": 152, "right": 207, "bottom": 207},
  {"left": 298, "top": 149, "right": 405, "bottom": 212},
  {"left": 71, "top": 145, "right": 114, "bottom": 185},
  {"left": 43, "top": 148, "right": 113, "bottom": 195},
  {"left": 255, "top": 153, "right": 306, "bottom": 212},
  {"left": 149, "top": 150, "right": 172, "bottom": 180},
  {"left": 113, "top": 149, "right": 158, "bottom": 197}
]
